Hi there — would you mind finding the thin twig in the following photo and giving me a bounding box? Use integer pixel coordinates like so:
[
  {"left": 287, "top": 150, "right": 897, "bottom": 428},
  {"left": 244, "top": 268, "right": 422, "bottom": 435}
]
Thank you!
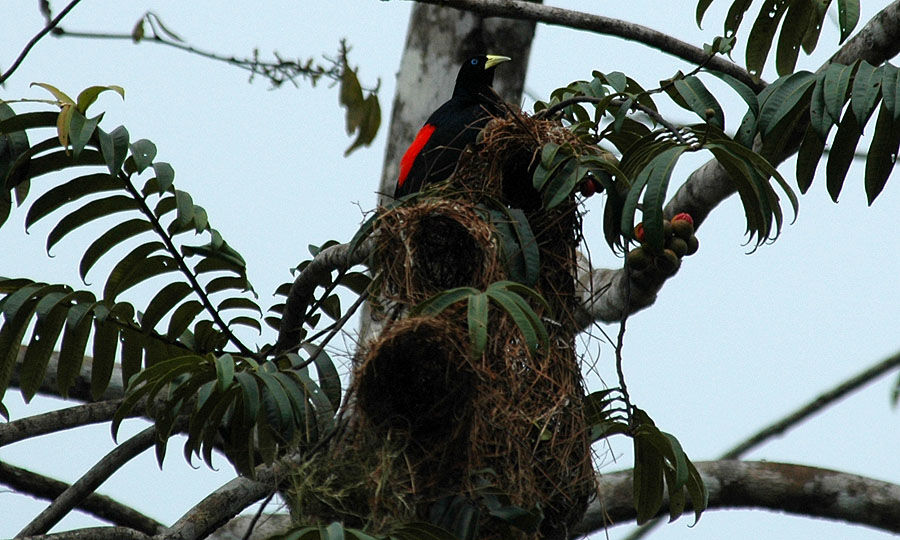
[
  {"left": 241, "top": 491, "right": 276, "bottom": 540},
  {"left": 0, "top": 0, "right": 84, "bottom": 85}
]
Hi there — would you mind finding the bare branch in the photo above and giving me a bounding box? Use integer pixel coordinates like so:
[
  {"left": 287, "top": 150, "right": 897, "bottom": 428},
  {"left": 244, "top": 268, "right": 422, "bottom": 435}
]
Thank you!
[
  {"left": 0, "top": 0, "right": 84, "bottom": 85},
  {"left": 51, "top": 25, "right": 359, "bottom": 91},
  {"left": 0, "top": 461, "right": 163, "bottom": 535},
  {"left": 0, "top": 399, "right": 123, "bottom": 447},
  {"left": 274, "top": 237, "right": 374, "bottom": 355},
  {"left": 19, "top": 527, "right": 150, "bottom": 540},
  {"left": 573, "top": 460, "right": 900, "bottom": 536},
  {"left": 18, "top": 426, "right": 158, "bottom": 536},
  {"left": 409, "top": 0, "right": 761, "bottom": 91},
  {"left": 577, "top": 0, "right": 900, "bottom": 327}
]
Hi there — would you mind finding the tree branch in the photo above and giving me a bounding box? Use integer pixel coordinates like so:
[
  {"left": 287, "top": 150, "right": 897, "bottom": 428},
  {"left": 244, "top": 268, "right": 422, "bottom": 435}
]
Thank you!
[
  {"left": 17, "top": 426, "right": 159, "bottom": 536},
  {"left": 576, "top": 0, "right": 900, "bottom": 327},
  {"left": 0, "top": 0, "right": 84, "bottom": 85},
  {"left": 274, "top": 237, "right": 374, "bottom": 355},
  {"left": 573, "top": 460, "right": 900, "bottom": 536},
  {"left": 18, "top": 526, "right": 151, "bottom": 540},
  {"left": 0, "top": 461, "right": 163, "bottom": 535},
  {"left": 0, "top": 399, "right": 123, "bottom": 447},
  {"left": 409, "top": 0, "right": 761, "bottom": 91}
]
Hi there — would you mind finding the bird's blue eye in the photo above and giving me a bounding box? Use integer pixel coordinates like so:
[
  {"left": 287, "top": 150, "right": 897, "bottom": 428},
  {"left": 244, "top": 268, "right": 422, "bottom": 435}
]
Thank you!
[{"left": 470, "top": 58, "right": 478, "bottom": 65}]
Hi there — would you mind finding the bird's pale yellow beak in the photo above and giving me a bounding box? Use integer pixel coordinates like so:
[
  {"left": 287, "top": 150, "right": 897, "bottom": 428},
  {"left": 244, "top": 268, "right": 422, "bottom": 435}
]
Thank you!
[{"left": 484, "top": 55, "right": 511, "bottom": 69}]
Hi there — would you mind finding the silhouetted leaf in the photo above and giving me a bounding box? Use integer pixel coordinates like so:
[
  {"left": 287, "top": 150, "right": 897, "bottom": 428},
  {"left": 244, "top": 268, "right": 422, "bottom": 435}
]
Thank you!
[
  {"left": 865, "top": 102, "right": 900, "bottom": 204},
  {"left": 46, "top": 195, "right": 139, "bottom": 254},
  {"left": 98, "top": 125, "right": 129, "bottom": 176},
  {"left": 25, "top": 173, "right": 121, "bottom": 231},
  {"left": 837, "top": 0, "right": 860, "bottom": 43},
  {"left": 79, "top": 218, "right": 153, "bottom": 282},
  {"left": 745, "top": 0, "right": 790, "bottom": 77},
  {"left": 826, "top": 109, "right": 862, "bottom": 201}
]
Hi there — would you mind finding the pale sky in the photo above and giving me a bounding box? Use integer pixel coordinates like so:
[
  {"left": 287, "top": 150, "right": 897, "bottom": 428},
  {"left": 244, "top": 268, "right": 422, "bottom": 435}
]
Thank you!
[{"left": 1, "top": 1, "right": 899, "bottom": 539}]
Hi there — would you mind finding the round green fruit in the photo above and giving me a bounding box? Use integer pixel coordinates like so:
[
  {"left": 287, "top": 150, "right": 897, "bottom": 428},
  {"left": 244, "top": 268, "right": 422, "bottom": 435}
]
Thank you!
[
  {"left": 685, "top": 235, "right": 699, "bottom": 255},
  {"left": 672, "top": 219, "right": 693, "bottom": 240},
  {"left": 656, "top": 249, "right": 681, "bottom": 275},
  {"left": 626, "top": 246, "right": 651, "bottom": 270},
  {"left": 668, "top": 237, "right": 688, "bottom": 257}
]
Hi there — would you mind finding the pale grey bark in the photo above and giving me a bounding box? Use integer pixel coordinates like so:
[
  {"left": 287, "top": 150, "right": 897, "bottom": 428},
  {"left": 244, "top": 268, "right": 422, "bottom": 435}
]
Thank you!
[{"left": 574, "top": 461, "right": 900, "bottom": 536}]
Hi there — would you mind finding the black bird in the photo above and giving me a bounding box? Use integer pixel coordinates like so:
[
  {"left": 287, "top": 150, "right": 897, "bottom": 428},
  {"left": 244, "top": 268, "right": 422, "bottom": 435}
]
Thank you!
[{"left": 393, "top": 54, "right": 510, "bottom": 198}]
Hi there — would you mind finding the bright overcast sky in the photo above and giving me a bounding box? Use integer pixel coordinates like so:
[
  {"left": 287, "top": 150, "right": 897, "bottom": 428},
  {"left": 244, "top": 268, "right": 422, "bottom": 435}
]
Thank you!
[{"left": 1, "top": 1, "right": 899, "bottom": 539}]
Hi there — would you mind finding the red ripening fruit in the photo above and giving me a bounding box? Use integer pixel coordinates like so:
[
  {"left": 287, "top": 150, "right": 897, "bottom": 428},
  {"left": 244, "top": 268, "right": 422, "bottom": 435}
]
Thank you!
[
  {"left": 634, "top": 222, "right": 645, "bottom": 243},
  {"left": 580, "top": 179, "right": 596, "bottom": 197},
  {"left": 672, "top": 212, "right": 694, "bottom": 226}
]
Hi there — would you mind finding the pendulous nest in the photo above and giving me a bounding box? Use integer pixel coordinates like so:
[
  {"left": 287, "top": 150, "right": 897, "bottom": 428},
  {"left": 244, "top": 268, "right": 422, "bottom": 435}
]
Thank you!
[{"left": 288, "top": 109, "right": 597, "bottom": 540}]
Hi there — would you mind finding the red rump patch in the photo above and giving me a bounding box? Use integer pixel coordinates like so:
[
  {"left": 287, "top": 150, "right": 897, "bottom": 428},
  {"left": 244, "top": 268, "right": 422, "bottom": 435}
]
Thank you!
[{"left": 397, "top": 124, "right": 436, "bottom": 188}]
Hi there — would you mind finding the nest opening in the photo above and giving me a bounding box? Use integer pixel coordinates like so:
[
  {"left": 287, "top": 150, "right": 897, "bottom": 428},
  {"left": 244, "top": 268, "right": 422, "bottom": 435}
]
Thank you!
[
  {"left": 411, "top": 213, "right": 484, "bottom": 291},
  {"left": 356, "top": 317, "right": 473, "bottom": 439}
]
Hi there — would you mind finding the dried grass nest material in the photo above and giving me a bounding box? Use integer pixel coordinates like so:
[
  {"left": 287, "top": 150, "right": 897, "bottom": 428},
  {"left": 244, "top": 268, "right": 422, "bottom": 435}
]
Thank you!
[{"left": 371, "top": 199, "right": 503, "bottom": 305}]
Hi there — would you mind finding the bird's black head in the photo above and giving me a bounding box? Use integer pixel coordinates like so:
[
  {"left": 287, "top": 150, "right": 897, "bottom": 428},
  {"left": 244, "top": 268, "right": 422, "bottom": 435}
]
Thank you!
[{"left": 453, "top": 54, "right": 511, "bottom": 97}]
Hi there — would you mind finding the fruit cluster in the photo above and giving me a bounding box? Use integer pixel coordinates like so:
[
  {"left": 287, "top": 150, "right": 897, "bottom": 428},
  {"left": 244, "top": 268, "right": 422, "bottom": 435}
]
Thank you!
[{"left": 626, "top": 212, "right": 699, "bottom": 278}]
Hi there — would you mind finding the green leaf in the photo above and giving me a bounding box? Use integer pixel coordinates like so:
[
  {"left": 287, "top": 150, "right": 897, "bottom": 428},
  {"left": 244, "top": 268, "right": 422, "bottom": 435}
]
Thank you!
[
  {"left": 303, "top": 344, "right": 341, "bottom": 411},
  {"left": 259, "top": 371, "right": 295, "bottom": 441},
  {"left": 22, "top": 148, "right": 106, "bottom": 180},
  {"left": 75, "top": 85, "right": 125, "bottom": 114},
  {"left": 801, "top": 0, "right": 829, "bottom": 54},
  {"left": 167, "top": 300, "right": 204, "bottom": 340},
  {"left": 31, "top": 82, "right": 75, "bottom": 105},
  {"left": 140, "top": 282, "right": 194, "bottom": 333},
  {"left": 98, "top": 125, "right": 129, "bottom": 176},
  {"left": 795, "top": 125, "right": 826, "bottom": 193},
  {"left": 745, "top": 0, "right": 790, "bottom": 78},
  {"left": 696, "top": 0, "right": 715, "bottom": 27},
  {"left": 103, "top": 242, "right": 174, "bottom": 300},
  {"left": 25, "top": 173, "right": 121, "bottom": 231},
  {"left": 707, "top": 70, "right": 760, "bottom": 116},
  {"left": 757, "top": 71, "right": 815, "bottom": 137},
  {"left": 826, "top": 109, "right": 862, "bottom": 202},
  {"left": 67, "top": 109, "right": 101, "bottom": 160},
  {"left": 79, "top": 218, "right": 153, "bottom": 282},
  {"left": 56, "top": 301, "right": 95, "bottom": 397},
  {"left": 686, "top": 459, "right": 709, "bottom": 522},
  {"left": 91, "top": 317, "right": 119, "bottom": 400},
  {"left": 0, "top": 110, "right": 59, "bottom": 133},
  {"left": 484, "top": 287, "right": 547, "bottom": 354},
  {"left": 174, "top": 189, "right": 194, "bottom": 230},
  {"left": 412, "top": 287, "right": 479, "bottom": 317},
  {"left": 633, "top": 433, "right": 665, "bottom": 524},
  {"left": 724, "top": 0, "right": 754, "bottom": 38},
  {"left": 824, "top": 62, "right": 858, "bottom": 127},
  {"left": 850, "top": 61, "right": 882, "bottom": 128},
  {"left": 467, "top": 292, "right": 489, "bottom": 357},
  {"left": 837, "top": 0, "right": 860, "bottom": 43},
  {"left": 864, "top": 102, "right": 900, "bottom": 204},
  {"left": 809, "top": 72, "right": 833, "bottom": 139},
  {"left": 234, "top": 371, "right": 261, "bottom": 426},
  {"left": 119, "top": 327, "right": 144, "bottom": 389},
  {"left": 128, "top": 139, "right": 157, "bottom": 174},
  {"left": 776, "top": 0, "right": 814, "bottom": 76},
  {"left": 215, "top": 353, "right": 236, "bottom": 392},
  {"left": 46, "top": 195, "right": 139, "bottom": 254},
  {"left": 152, "top": 162, "right": 175, "bottom": 192},
  {"left": 881, "top": 63, "right": 900, "bottom": 121},
  {"left": 664, "top": 466, "right": 687, "bottom": 522},
  {"left": 20, "top": 290, "right": 91, "bottom": 401}
]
